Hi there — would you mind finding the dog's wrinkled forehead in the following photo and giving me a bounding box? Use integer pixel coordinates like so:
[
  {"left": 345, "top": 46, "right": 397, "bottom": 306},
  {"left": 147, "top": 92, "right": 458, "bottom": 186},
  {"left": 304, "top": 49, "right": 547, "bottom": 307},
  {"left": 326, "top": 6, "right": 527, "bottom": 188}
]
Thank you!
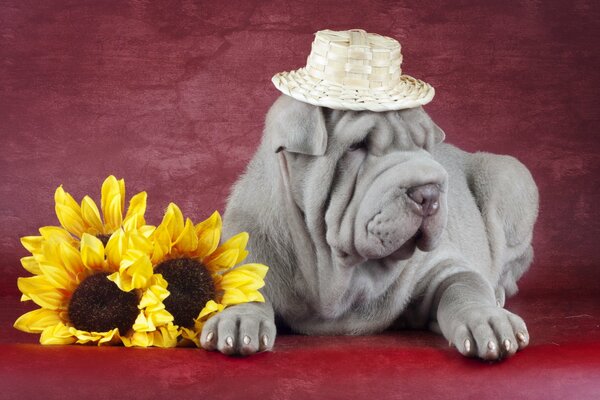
[
  {"left": 325, "top": 107, "right": 445, "bottom": 153},
  {"left": 268, "top": 95, "right": 444, "bottom": 156}
]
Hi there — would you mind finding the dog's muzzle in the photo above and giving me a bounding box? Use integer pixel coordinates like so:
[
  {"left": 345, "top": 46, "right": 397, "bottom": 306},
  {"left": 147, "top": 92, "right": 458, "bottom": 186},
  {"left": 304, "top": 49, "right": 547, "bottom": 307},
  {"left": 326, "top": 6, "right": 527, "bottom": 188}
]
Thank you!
[{"left": 353, "top": 158, "right": 448, "bottom": 261}]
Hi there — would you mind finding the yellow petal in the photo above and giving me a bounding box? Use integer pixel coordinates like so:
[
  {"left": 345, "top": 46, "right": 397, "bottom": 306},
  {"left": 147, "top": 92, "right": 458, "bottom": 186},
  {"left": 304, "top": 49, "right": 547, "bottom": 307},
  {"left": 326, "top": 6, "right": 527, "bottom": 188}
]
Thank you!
[
  {"left": 106, "top": 230, "right": 154, "bottom": 270},
  {"left": 97, "top": 329, "right": 120, "bottom": 345},
  {"left": 54, "top": 185, "right": 80, "bottom": 212},
  {"left": 14, "top": 309, "right": 62, "bottom": 333},
  {"left": 40, "top": 323, "right": 76, "bottom": 345},
  {"left": 101, "top": 176, "right": 123, "bottom": 232},
  {"left": 204, "top": 248, "right": 240, "bottom": 273},
  {"left": 21, "top": 235, "right": 43, "bottom": 255},
  {"left": 198, "top": 300, "right": 224, "bottom": 320},
  {"left": 122, "top": 217, "right": 137, "bottom": 232},
  {"left": 163, "top": 203, "right": 184, "bottom": 241},
  {"left": 220, "top": 288, "right": 250, "bottom": 306},
  {"left": 39, "top": 226, "right": 74, "bottom": 243},
  {"left": 17, "top": 276, "right": 66, "bottom": 310},
  {"left": 222, "top": 232, "right": 250, "bottom": 264},
  {"left": 69, "top": 328, "right": 102, "bottom": 344},
  {"left": 123, "top": 192, "right": 147, "bottom": 230},
  {"left": 122, "top": 331, "right": 153, "bottom": 347},
  {"left": 20, "top": 256, "right": 41, "bottom": 275},
  {"left": 105, "top": 229, "right": 126, "bottom": 268},
  {"left": 151, "top": 224, "right": 172, "bottom": 264},
  {"left": 173, "top": 218, "right": 198, "bottom": 254},
  {"left": 59, "top": 241, "right": 85, "bottom": 278},
  {"left": 80, "top": 196, "right": 104, "bottom": 235},
  {"left": 218, "top": 265, "right": 268, "bottom": 296},
  {"left": 138, "top": 287, "right": 167, "bottom": 311},
  {"left": 220, "top": 270, "right": 256, "bottom": 289},
  {"left": 108, "top": 250, "right": 153, "bottom": 292},
  {"left": 203, "top": 232, "right": 249, "bottom": 271},
  {"left": 104, "top": 194, "right": 123, "bottom": 233},
  {"left": 55, "top": 204, "right": 87, "bottom": 238},
  {"left": 220, "top": 288, "right": 264, "bottom": 306},
  {"left": 148, "top": 309, "right": 174, "bottom": 327},
  {"left": 80, "top": 233, "right": 106, "bottom": 271},
  {"left": 150, "top": 273, "right": 169, "bottom": 290},
  {"left": 139, "top": 224, "right": 155, "bottom": 238},
  {"left": 246, "top": 291, "right": 265, "bottom": 303},
  {"left": 55, "top": 186, "right": 86, "bottom": 237},
  {"left": 180, "top": 327, "right": 201, "bottom": 347},
  {"left": 38, "top": 240, "right": 62, "bottom": 266},
  {"left": 127, "top": 253, "right": 153, "bottom": 290},
  {"left": 132, "top": 311, "right": 154, "bottom": 332},
  {"left": 128, "top": 231, "right": 154, "bottom": 257},
  {"left": 219, "top": 265, "right": 267, "bottom": 306},
  {"left": 38, "top": 260, "right": 74, "bottom": 291},
  {"left": 194, "top": 211, "right": 222, "bottom": 259},
  {"left": 235, "top": 263, "right": 269, "bottom": 279},
  {"left": 152, "top": 324, "right": 179, "bottom": 348}
]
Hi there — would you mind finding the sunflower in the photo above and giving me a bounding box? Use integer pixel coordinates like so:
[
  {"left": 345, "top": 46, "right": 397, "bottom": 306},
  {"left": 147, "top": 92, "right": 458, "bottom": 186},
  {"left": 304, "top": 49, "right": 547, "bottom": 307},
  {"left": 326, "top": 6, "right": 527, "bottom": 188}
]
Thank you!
[
  {"left": 149, "top": 203, "right": 269, "bottom": 347},
  {"left": 21, "top": 176, "right": 153, "bottom": 284},
  {"left": 14, "top": 227, "right": 177, "bottom": 347}
]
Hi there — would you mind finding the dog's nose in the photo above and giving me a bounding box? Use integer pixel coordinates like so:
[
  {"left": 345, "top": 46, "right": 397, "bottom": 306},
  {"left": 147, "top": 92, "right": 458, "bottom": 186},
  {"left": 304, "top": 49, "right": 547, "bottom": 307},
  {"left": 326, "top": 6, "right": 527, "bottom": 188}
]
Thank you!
[{"left": 407, "top": 184, "right": 440, "bottom": 217}]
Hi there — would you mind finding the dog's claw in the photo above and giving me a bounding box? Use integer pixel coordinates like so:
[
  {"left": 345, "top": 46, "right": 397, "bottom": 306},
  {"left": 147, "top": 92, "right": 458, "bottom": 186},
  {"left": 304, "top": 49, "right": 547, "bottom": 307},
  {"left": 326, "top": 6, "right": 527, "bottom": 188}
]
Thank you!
[
  {"left": 516, "top": 331, "right": 526, "bottom": 343},
  {"left": 243, "top": 335, "right": 251, "bottom": 345},
  {"left": 485, "top": 340, "right": 498, "bottom": 359},
  {"left": 464, "top": 339, "right": 471, "bottom": 354},
  {"left": 262, "top": 335, "right": 269, "bottom": 347},
  {"left": 225, "top": 336, "right": 233, "bottom": 347},
  {"left": 206, "top": 332, "right": 214, "bottom": 343},
  {"left": 503, "top": 339, "right": 511, "bottom": 352}
]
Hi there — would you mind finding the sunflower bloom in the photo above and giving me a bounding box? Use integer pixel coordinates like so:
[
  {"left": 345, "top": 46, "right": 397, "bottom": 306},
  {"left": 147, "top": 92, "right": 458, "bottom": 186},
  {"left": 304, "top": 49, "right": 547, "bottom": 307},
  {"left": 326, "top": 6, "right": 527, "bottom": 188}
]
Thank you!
[
  {"left": 149, "top": 203, "right": 268, "bottom": 347},
  {"left": 20, "top": 176, "right": 154, "bottom": 286},
  {"left": 14, "top": 229, "right": 175, "bottom": 347}
]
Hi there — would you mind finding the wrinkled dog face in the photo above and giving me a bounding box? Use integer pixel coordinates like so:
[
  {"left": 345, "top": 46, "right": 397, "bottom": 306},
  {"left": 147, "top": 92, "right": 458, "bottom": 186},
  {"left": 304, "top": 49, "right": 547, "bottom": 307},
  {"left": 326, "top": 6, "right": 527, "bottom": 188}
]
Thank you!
[{"left": 269, "top": 95, "right": 448, "bottom": 266}]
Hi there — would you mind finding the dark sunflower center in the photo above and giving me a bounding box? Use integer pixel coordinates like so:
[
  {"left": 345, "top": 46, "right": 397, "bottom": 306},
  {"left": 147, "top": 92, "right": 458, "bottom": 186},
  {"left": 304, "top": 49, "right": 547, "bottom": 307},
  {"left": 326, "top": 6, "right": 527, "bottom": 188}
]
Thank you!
[
  {"left": 68, "top": 273, "right": 139, "bottom": 334},
  {"left": 155, "top": 258, "right": 215, "bottom": 328},
  {"left": 96, "top": 234, "right": 111, "bottom": 247}
]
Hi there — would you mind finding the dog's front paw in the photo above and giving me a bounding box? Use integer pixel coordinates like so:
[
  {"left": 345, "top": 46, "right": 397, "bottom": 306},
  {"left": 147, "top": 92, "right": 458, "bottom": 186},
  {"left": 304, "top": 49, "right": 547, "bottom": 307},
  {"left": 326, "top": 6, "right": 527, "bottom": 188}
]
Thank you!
[
  {"left": 200, "top": 302, "right": 276, "bottom": 356},
  {"left": 448, "top": 305, "right": 529, "bottom": 360}
]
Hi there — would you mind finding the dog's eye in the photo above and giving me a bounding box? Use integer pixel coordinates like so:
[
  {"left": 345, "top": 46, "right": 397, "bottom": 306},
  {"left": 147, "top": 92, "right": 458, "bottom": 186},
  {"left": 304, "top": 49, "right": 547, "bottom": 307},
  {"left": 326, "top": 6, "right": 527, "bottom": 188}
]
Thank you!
[{"left": 348, "top": 137, "right": 368, "bottom": 152}]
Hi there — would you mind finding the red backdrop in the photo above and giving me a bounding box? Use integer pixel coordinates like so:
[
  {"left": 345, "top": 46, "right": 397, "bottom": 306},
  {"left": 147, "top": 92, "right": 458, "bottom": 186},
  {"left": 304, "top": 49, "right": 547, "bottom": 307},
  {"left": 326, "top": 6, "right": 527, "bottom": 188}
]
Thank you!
[{"left": 1, "top": 0, "right": 598, "bottom": 343}]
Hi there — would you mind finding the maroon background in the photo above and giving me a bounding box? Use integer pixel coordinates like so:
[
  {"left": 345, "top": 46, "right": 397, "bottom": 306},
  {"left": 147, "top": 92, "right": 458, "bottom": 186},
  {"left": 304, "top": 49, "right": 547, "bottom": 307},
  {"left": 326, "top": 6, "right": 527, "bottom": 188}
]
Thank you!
[{"left": 0, "top": 1, "right": 598, "bottom": 398}]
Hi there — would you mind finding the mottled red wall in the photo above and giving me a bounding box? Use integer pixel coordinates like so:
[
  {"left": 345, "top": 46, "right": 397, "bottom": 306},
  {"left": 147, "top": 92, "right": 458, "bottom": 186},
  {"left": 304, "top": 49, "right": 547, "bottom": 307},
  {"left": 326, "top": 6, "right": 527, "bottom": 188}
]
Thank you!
[{"left": 1, "top": 0, "right": 598, "bottom": 295}]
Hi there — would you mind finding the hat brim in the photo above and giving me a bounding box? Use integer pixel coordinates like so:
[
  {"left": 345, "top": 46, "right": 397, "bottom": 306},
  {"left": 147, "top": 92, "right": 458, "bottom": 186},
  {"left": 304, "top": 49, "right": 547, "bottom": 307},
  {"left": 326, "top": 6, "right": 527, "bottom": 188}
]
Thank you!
[{"left": 272, "top": 68, "right": 435, "bottom": 112}]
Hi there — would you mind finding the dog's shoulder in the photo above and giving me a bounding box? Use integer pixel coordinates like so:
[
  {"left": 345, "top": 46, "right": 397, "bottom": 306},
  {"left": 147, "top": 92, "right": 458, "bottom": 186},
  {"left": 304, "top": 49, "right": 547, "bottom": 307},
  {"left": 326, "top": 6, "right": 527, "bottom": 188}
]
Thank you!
[
  {"left": 433, "top": 143, "right": 538, "bottom": 247},
  {"left": 441, "top": 143, "right": 539, "bottom": 299},
  {"left": 466, "top": 149, "right": 539, "bottom": 248}
]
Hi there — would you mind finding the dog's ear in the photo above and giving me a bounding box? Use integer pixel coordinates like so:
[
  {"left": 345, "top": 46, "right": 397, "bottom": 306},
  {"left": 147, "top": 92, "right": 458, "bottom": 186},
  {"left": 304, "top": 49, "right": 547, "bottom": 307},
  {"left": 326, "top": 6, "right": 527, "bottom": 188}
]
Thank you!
[
  {"left": 396, "top": 106, "right": 445, "bottom": 150},
  {"left": 421, "top": 120, "right": 445, "bottom": 152},
  {"left": 267, "top": 95, "right": 328, "bottom": 156},
  {"left": 431, "top": 121, "right": 445, "bottom": 144}
]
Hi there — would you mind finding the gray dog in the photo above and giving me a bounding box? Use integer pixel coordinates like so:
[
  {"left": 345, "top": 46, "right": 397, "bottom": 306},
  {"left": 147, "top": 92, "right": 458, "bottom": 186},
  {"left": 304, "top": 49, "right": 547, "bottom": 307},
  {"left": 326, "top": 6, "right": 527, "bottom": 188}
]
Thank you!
[{"left": 199, "top": 95, "right": 539, "bottom": 360}]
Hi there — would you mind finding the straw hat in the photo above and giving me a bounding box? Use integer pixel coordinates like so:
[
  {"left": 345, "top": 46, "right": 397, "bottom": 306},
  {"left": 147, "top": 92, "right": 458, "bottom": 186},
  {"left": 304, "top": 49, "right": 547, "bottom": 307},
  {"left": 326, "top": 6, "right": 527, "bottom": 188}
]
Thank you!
[{"left": 272, "top": 29, "right": 435, "bottom": 112}]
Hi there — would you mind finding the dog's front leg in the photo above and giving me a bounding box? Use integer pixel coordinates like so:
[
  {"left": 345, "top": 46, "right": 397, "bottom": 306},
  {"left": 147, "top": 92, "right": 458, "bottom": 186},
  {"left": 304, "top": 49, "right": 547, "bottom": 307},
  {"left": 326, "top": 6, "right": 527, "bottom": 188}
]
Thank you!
[
  {"left": 199, "top": 302, "right": 276, "bottom": 356},
  {"left": 434, "top": 271, "right": 529, "bottom": 360}
]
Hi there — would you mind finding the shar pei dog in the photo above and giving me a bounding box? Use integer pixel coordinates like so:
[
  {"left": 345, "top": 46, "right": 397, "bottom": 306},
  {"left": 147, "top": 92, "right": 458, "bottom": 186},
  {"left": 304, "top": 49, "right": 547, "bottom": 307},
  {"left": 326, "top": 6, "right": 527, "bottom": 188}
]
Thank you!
[{"left": 199, "top": 94, "right": 539, "bottom": 360}]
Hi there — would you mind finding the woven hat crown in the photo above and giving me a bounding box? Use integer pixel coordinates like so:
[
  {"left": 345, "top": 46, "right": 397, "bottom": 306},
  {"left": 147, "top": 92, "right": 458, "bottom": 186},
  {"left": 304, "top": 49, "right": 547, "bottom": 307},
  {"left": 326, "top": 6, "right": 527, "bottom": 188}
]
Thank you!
[
  {"left": 272, "top": 28, "right": 434, "bottom": 111},
  {"left": 306, "top": 29, "right": 402, "bottom": 90}
]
